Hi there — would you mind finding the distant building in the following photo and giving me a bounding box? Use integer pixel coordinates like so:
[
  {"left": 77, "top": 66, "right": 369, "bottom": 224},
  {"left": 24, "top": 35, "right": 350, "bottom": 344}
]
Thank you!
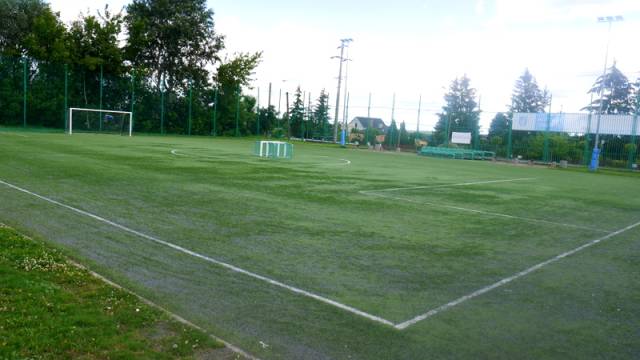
[{"left": 347, "top": 117, "right": 388, "bottom": 133}]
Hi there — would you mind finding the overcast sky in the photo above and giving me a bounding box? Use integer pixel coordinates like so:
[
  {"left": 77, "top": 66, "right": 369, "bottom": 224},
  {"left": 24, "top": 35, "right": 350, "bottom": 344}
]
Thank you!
[{"left": 49, "top": 0, "right": 640, "bottom": 132}]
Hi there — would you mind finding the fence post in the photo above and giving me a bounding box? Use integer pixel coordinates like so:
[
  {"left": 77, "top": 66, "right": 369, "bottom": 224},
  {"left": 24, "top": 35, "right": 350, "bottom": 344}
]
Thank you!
[
  {"left": 99, "top": 64, "right": 103, "bottom": 131},
  {"left": 235, "top": 87, "right": 240, "bottom": 137},
  {"left": 212, "top": 87, "right": 217, "bottom": 136},
  {"left": 188, "top": 80, "right": 193, "bottom": 136},
  {"left": 64, "top": 64, "right": 68, "bottom": 132},
  {"left": 256, "top": 87, "right": 260, "bottom": 136},
  {"left": 160, "top": 84, "right": 165, "bottom": 135},
  {"left": 507, "top": 115, "right": 513, "bottom": 159},
  {"left": 543, "top": 113, "right": 551, "bottom": 163},
  {"left": 629, "top": 113, "right": 638, "bottom": 169},
  {"left": 22, "top": 58, "right": 27, "bottom": 128},
  {"left": 130, "top": 70, "right": 135, "bottom": 131},
  {"left": 444, "top": 113, "right": 450, "bottom": 147},
  {"left": 583, "top": 113, "right": 592, "bottom": 166}
]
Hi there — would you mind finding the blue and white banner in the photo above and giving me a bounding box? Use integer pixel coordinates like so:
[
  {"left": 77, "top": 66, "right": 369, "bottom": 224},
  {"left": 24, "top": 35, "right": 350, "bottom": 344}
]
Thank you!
[{"left": 512, "top": 113, "right": 638, "bottom": 136}]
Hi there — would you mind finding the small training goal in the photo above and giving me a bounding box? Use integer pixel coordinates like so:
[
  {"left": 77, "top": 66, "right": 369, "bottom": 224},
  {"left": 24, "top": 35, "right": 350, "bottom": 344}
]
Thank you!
[
  {"left": 68, "top": 108, "right": 133, "bottom": 136},
  {"left": 253, "top": 141, "right": 293, "bottom": 159}
]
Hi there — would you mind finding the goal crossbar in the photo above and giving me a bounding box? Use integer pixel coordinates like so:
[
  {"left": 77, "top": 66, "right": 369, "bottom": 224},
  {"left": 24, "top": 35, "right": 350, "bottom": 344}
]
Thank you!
[{"left": 68, "top": 107, "right": 133, "bottom": 136}]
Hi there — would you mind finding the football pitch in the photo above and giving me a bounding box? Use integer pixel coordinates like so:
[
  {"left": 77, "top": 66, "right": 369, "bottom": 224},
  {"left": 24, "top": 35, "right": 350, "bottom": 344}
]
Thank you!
[{"left": 1, "top": 130, "right": 639, "bottom": 359}]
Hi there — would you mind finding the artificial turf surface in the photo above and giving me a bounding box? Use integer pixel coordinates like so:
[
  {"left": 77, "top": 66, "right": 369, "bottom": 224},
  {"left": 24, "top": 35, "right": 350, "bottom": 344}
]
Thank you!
[{"left": 1, "top": 130, "right": 639, "bottom": 359}]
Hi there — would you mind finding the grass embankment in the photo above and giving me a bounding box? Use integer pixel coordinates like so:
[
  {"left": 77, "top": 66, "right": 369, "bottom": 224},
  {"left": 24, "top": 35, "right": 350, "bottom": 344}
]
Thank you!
[{"left": 0, "top": 225, "right": 233, "bottom": 359}]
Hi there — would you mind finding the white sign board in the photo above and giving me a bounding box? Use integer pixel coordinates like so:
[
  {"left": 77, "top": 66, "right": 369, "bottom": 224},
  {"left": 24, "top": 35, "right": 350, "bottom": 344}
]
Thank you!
[{"left": 451, "top": 132, "right": 472, "bottom": 144}]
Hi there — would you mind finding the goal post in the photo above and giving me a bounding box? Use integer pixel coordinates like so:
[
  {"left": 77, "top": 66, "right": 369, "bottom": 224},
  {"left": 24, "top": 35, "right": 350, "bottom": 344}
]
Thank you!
[{"left": 68, "top": 108, "right": 133, "bottom": 136}]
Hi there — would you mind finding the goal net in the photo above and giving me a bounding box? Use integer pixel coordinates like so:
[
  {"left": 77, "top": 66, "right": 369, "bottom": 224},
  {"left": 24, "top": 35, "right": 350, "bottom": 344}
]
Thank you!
[
  {"left": 68, "top": 108, "right": 133, "bottom": 136},
  {"left": 253, "top": 141, "right": 293, "bottom": 159}
]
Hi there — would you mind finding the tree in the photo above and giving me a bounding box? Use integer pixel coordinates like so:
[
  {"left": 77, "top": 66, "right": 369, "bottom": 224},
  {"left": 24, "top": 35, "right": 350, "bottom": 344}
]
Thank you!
[
  {"left": 582, "top": 62, "right": 634, "bottom": 115},
  {"left": 433, "top": 75, "right": 480, "bottom": 146},
  {"left": 289, "top": 87, "right": 305, "bottom": 138},
  {"left": 125, "top": 0, "right": 224, "bottom": 92},
  {"left": 509, "top": 68, "right": 549, "bottom": 113},
  {"left": 68, "top": 6, "right": 124, "bottom": 74},
  {"left": 67, "top": 7, "right": 126, "bottom": 110},
  {"left": 384, "top": 119, "right": 399, "bottom": 148},
  {"left": 399, "top": 121, "right": 410, "bottom": 145},
  {"left": 313, "top": 89, "right": 330, "bottom": 138},
  {"left": 0, "top": 0, "right": 63, "bottom": 59},
  {"left": 213, "top": 52, "right": 261, "bottom": 134},
  {"left": 488, "top": 112, "right": 509, "bottom": 141}
]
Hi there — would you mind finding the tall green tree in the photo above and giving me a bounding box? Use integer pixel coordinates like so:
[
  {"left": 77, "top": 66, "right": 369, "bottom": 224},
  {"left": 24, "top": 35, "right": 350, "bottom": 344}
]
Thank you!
[
  {"left": 289, "top": 86, "right": 305, "bottom": 137},
  {"left": 384, "top": 119, "right": 399, "bottom": 148},
  {"left": 488, "top": 112, "right": 509, "bottom": 141},
  {"left": 125, "top": 0, "right": 224, "bottom": 92},
  {"left": 67, "top": 7, "right": 126, "bottom": 110},
  {"left": 68, "top": 6, "right": 124, "bottom": 74},
  {"left": 582, "top": 62, "right": 635, "bottom": 115},
  {"left": 213, "top": 52, "right": 261, "bottom": 134},
  {"left": 433, "top": 75, "right": 480, "bottom": 146},
  {"left": 313, "top": 89, "right": 330, "bottom": 138},
  {"left": 0, "top": 0, "right": 65, "bottom": 60},
  {"left": 509, "top": 68, "right": 549, "bottom": 114}
]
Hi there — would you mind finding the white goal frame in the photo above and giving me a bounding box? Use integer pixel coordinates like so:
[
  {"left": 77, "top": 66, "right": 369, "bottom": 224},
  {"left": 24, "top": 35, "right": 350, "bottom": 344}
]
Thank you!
[{"left": 68, "top": 107, "right": 133, "bottom": 136}]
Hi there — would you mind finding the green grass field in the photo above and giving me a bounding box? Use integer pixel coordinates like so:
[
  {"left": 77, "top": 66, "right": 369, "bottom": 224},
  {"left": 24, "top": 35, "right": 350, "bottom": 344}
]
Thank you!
[{"left": 1, "top": 130, "right": 639, "bottom": 359}]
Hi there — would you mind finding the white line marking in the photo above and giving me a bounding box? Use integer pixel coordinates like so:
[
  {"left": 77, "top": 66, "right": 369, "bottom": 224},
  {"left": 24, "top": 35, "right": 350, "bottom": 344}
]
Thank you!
[
  {"left": 362, "top": 191, "right": 610, "bottom": 233},
  {"left": 172, "top": 149, "right": 351, "bottom": 167},
  {"left": 0, "top": 132, "right": 29, "bottom": 138},
  {"left": 359, "top": 177, "right": 610, "bottom": 233},
  {"left": 360, "top": 178, "right": 535, "bottom": 194},
  {"left": 0, "top": 179, "right": 394, "bottom": 328},
  {"left": 395, "top": 219, "right": 640, "bottom": 330},
  {"left": 317, "top": 155, "right": 351, "bottom": 166}
]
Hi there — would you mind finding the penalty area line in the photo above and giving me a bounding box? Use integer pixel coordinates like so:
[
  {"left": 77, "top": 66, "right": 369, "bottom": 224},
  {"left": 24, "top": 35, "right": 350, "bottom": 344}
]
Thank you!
[
  {"left": 360, "top": 177, "right": 535, "bottom": 194},
  {"left": 395, "top": 218, "right": 640, "bottom": 330},
  {"left": 362, "top": 191, "right": 610, "bottom": 234},
  {"left": 0, "top": 178, "right": 395, "bottom": 328}
]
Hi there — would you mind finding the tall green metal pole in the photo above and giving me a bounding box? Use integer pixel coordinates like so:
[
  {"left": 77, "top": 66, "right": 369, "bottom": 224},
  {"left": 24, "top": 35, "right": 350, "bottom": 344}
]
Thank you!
[
  {"left": 160, "top": 84, "right": 165, "bottom": 135},
  {"left": 507, "top": 115, "right": 513, "bottom": 159},
  {"left": 629, "top": 103, "right": 638, "bottom": 169},
  {"left": 22, "top": 58, "right": 27, "bottom": 128},
  {"left": 445, "top": 113, "right": 450, "bottom": 147},
  {"left": 188, "top": 81, "right": 193, "bottom": 136},
  {"left": 256, "top": 87, "right": 260, "bottom": 136},
  {"left": 212, "top": 88, "right": 217, "bottom": 136},
  {"left": 130, "top": 70, "right": 135, "bottom": 132},
  {"left": 99, "top": 64, "right": 103, "bottom": 131},
  {"left": 543, "top": 95, "right": 552, "bottom": 163},
  {"left": 64, "top": 64, "right": 69, "bottom": 132},
  {"left": 235, "top": 87, "right": 240, "bottom": 137}
]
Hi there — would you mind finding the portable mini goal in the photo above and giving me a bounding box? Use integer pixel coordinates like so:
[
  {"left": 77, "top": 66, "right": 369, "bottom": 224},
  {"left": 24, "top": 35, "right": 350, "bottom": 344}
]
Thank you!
[{"left": 254, "top": 141, "right": 293, "bottom": 159}]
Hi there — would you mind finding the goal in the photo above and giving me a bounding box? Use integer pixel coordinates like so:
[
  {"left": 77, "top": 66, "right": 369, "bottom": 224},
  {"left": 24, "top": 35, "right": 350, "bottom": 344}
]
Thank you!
[{"left": 68, "top": 108, "right": 133, "bottom": 136}]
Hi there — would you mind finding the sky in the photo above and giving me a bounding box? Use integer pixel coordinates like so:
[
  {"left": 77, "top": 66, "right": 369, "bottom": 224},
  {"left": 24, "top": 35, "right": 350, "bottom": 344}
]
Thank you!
[{"left": 49, "top": 0, "right": 640, "bottom": 133}]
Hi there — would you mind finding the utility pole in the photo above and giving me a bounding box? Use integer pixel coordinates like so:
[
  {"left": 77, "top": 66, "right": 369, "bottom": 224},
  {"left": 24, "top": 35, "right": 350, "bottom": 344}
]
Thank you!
[
  {"left": 332, "top": 38, "right": 352, "bottom": 143},
  {"left": 367, "top": 93, "right": 372, "bottom": 118}
]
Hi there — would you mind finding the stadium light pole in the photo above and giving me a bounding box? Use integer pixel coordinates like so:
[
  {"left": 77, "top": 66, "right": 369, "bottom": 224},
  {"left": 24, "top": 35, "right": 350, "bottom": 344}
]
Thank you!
[
  {"left": 332, "top": 38, "right": 352, "bottom": 144},
  {"left": 590, "top": 15, "right": 623, "bottom": 171}
]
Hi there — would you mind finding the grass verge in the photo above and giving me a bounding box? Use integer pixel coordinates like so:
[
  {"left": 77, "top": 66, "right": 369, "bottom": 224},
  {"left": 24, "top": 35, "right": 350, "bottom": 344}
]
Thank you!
[{"left": 0, "top": 225, "right": 237, "bottom": 359}]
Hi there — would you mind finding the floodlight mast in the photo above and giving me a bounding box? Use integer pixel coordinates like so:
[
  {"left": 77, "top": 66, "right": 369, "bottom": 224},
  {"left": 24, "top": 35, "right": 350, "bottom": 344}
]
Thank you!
[
  {"left": 332, "top": 38, "right": 352, "bottom": 143},
  {"left": 590, "top": 15, "right": 623, "bottom": 171}
]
